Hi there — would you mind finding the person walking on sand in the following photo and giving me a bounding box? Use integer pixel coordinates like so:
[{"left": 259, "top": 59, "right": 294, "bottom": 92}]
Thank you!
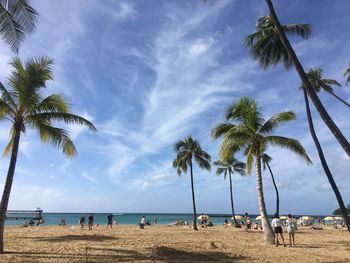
[
  {"left": 79, "top": 215, "right": 85, "bottom": 230},
  {"left": 271, "top": 214, "right": 286, "bottom": 247},
  {"left": 88, "top": 214, "right": 94, "bottom": 230},
  {"left": 107, "top": 214, "right": 113, "bottom": 228},
  {"left": 286, "top": 214, "right": 298, "bottom": 247},
  {"left": 244, "top": 213, "right": 251, "bottom": 232}
]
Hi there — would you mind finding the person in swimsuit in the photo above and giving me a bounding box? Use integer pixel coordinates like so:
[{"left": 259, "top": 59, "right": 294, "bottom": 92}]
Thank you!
[{"left": 88, "top": 214, "right": 94, "bottom": 230}]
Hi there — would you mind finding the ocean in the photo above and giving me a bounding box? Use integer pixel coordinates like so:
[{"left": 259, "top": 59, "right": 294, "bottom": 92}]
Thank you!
[{"left": 5, "top": 212, "right": 327, "bottom": 226}]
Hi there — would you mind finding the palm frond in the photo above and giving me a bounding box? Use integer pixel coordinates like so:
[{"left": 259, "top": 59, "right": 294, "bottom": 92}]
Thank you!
[
  {"left": 211, "top": 122, "right": 235, "bottom": 139},
  {"left": 282, "top": 24, "right": 311, "bottom": 39},
  {"left": 35, "top": 123, "right": 77, "bottom": 158},
  {"left": 259, "top": 111, "right": 296, "bottom": 134},
  {"left": 29, "top": 112, "right": 97, "bottom": 131},
  {"left": 0, "top": 3, "right": 23, "bottom": 52},
  {"left": 344, "top": 62, "right": 350, "bottom": 85},
  {"left": 264, "top": 135, "right": 312, "bottom": 164}
]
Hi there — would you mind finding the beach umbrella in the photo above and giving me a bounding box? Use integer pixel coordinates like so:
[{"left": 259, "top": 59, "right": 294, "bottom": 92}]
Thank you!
[
  {"left": 301, "top": 216, "right": 313, "bottom": 220},
  {"left": 324, "top": 216, "right": 335, "bottom": 221},
  {"left": 334, "top": 216, "right": 343, "bottom": 221},
  {"left": 255, "top": 216, "right": 262, "bottom": 220},
  {"left": 279, "top": 216, "right": 288, "bottom": 220},
  {"left": 197, "top": 215, "right": 209, "bottom": 220},
  {"left": 231, "top": 215, "right": 243, "bottom": 220}
]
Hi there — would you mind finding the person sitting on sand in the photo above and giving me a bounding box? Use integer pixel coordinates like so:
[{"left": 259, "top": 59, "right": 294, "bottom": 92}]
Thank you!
[
  {"left": 244, "top": 213, "right": 251, "bottom": 232},
  {"left": 88, "top": 214, "right": 94, "bottom": 230},
  {"left": 60, "top": 217, "right": 66, "bottom": 226},
  {"left": 271, "top": 214, "right": 286, "bottom": 247},
  {"left": 21, "top": 220, "right": 29, "bottom": 228},
  {"left": 286, "top": 214, "right": 297, "bottom": 247},
  {"left": 207, "top": 221, "right": 214, "bottom": 227},
  {"left": 107, "top": 214, "right": 113, "bottom": 228},
  {"left": 79, "top": 215, "right": 85, "bottom": 230},
  {"left": 223, "top": 218, "right": 228, "bottom": 227}
]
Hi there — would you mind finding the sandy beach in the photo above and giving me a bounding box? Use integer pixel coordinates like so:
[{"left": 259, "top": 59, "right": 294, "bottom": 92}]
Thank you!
[{"left": 1, "top": 225, "right": 349, "bottom": 262}]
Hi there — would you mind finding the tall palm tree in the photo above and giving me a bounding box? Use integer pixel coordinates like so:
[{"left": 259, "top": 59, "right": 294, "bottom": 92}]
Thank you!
[
  {"left": 257, "top": 0, "right": 350, "bottom": 233},
  {"left": 0, "top": 57, "right": 97, "bottom": 253},
  {"left": 213, "top": 157, "right": 245, "bottom": 228},
  {"left": 0, "top": 0, "right": 38, "bottom": 52},
  {"left": 246, "top": 5, "right": 350, "bottom": 158},
  {"left": 212, "top": 97, "right": 311, "bottom": 245},
  {"left": 344, "top": 62, "right": 350, "bottom": 86},
  {"left": 300, "top": 88, "right": 350, "bottom": 231},
  {"left": 305, "top": 68, "right": 350, "bottom": 108},
  {"left": 173, "top": 136, "right": 211, "bottom": 231},
  {"left": 261, "top": 154, "right": 279, "bottom": 216}
]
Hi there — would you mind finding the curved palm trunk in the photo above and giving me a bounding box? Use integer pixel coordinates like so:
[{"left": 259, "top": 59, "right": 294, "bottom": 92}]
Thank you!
[
  {"left": 0, "top": 128, "right": 21, "bottom": 253},
  {"left": 303, "top": 90, "right": 350, "bottom": 232},
  {"left": 256, "top": 154, "right": 275, "bottom": 245},
  {"left": 329, "top": 92, "right": 350, "bottom": 109},
  {"left": 265, "top": 162, "right": 279, "bottom": 216},
  {"left": 189, "top": 158, "right": 198, "bottom": 231},
  {"left": 266, "top": 0, "right": 350, "bottom": 158},
  {"left": 229, "top": 173, "right": 240, "bottom": 228}
]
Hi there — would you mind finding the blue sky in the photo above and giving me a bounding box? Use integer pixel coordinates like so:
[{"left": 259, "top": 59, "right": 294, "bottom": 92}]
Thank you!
[{"left": 0, "top": 0, "right": 349, "bottom": 215}]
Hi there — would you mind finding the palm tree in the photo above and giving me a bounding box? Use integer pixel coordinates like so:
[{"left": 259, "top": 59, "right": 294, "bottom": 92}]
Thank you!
[
  {"left": 301, "top": 88, "right": 350, "bottom": 231},
  {"left": 305, "top": 68, "right": 350, "bottom": 108},
  {"left": 173, "top": 136, "right": 211, "bottom": 231},
  {"left": 246, "top": 4, "right": 350, "bottom": 158},
  {"left": 0, "top": 57, "right": 97, "bottom": 253},
  {"left": 344, "top": 62, "right": 350, "bottom": 86},
  {"left": 212, "top": 97, "right": 311, "bottom": 245},
  {"left": 0, "top": 0, "right": 38, "bottom": 52},
  {"left": 213, "top": 157, "right": 245, "bottom": 228},
  {"left": 254, "top": 0, "right": 350, "bottom": 233},
  {"left": 261, "top": 154, "right": 279, "bottom": 216}
]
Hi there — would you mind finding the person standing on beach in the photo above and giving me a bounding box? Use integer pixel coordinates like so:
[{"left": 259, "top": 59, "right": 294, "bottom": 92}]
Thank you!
[
  {"left": 286, "top": 214, "right": 298, "bottom": 247},
  {"left": 271, "top": 214, "right": 286, "bottom": 247},
  {"left": 88, "top": 214, "right": 94, "bottom": 230},
  {"left": 107, "top": 214, "right": 113, "bottom": 228},
  {"left": 244, "top": 213, "right": 251, "bottom": 231},
  {"left": 79, "top": 215, "right": 85, "bottom": 230},
  {"left": 154, "top": 217, "right": 158, "bottom": 224}
]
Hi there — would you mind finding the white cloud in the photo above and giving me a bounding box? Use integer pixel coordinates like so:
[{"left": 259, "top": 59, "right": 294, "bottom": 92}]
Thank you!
[
  {"left": 82, "top": 172, "right": 97, "bottom": 183},
  {"left": 114, "top": 2, "right": 136, "bottom": 19}
]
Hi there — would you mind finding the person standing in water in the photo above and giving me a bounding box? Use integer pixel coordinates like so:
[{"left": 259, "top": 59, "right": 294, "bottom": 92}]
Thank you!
[
  {"left": 79, "top": 215, "right": 85, "bottom": 230},
  {"left": 286, "top": 214, "right": 298, "bottom": 247},
  {"left": 88, "top": 214, "right": 94, "bottom": 230},
  {"left": 271, "top": 214, "right": 286, "bottom": 247},
  {"left": 107, "top": 214, "right": 113, "bottom": 228}
]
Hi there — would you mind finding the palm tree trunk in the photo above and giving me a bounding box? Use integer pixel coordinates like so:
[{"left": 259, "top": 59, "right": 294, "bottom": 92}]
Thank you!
[
  {"left": 229, "top": 173, "right": 240, "bottom": 228},
  {"left": 266, "top": 162, "right": 279, "bottom": 216},
  {"left": 303, "top": 89, "right": 350, "bottom": 232},
  {"left": 265, "top": 0, "right": 350, "bottom": 158},
  {"left": 256, "top": 154, "right": 275, "bottom": 245},
  {"left": 0, "top": 128, "right": 21, "bottom": 253},
  {"left": 189, "top": 158, "right": 198, "bottom": 231},
  {"left": 329, "top": 92, "right": 350, "bottom": 108}
]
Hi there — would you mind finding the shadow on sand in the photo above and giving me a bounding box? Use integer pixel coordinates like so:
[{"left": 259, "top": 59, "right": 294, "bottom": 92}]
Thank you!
[
  {"left": 20, "top": 234, "right": 118, "bottom": 242},
  {"left": 7, "top": 245, "right": 246, "bottom": 262}
]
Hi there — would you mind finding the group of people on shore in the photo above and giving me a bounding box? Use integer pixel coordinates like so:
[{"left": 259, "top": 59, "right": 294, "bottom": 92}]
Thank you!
[
  {"left": 241, "top": 213, "right": 298, "bottom": 247},
  {"left": 77, "top": 214, "right": 117, "bottom": 230}
]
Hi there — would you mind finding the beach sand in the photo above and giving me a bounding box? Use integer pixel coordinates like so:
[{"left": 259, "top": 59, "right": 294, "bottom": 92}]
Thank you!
[{"left": 1, "top": 225, "right": 349, "bottom": 262}]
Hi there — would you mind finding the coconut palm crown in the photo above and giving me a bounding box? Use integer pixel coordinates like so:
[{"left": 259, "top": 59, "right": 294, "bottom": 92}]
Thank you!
[
  {"left": 212, "top": 97, "right": 311, "bottom": 173},
  {"left": 302, "top": 68, "right": 350, "bottom": 108},
  {"left": 245, "top": 15, "right": 310, "bottom": 69},
  {"left": 0, "top": 0, "right": 38, "bottom": 52}
]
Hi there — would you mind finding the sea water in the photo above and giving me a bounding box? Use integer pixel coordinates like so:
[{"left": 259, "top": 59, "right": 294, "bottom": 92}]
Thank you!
[{"left": 5, "top": 212, "right": 326, "bottom": 226}]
